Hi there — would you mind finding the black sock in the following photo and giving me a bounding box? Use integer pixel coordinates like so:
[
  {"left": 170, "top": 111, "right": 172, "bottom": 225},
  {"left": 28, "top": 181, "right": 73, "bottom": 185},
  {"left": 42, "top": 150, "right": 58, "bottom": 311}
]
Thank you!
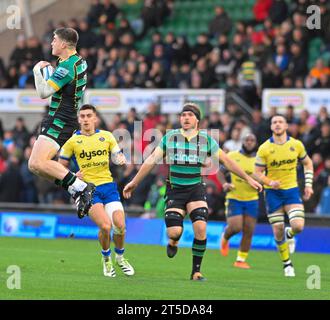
[
  {"left": 55, "top": 172, "right": 76, "bottom": 190},
  {"left": 192, "top": 238, "right": 207, "bottom": 274}
]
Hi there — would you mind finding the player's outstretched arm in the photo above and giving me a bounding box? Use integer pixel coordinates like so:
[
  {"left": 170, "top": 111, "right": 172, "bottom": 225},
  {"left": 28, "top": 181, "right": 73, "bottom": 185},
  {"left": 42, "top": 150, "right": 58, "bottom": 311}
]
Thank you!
[
  {"left": 123, "top": 146, "right": 164, "bottom": 199},
  {"left": 254, "top": 166, "right": 280, "bottom": 189},
  {"left": 33, "top": 61, "right": 56, "bottom": 99},
  {"left": 219, "top": 151, "right": 263, "bottom": 192},
  {"left": 301, "top": 155, "right": 314, "bottom": 200}
]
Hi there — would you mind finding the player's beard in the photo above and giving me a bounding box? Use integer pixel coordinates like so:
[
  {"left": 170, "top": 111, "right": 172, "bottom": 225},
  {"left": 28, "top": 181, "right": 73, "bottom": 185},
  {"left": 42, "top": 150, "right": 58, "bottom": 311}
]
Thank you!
[{"left": 242, "top": 144, "right": 257, "bottom": 155}]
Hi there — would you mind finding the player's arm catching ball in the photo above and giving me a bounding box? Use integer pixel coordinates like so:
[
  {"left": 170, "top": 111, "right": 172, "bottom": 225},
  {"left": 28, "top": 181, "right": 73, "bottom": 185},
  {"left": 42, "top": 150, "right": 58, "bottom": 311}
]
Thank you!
[{"left": 33, "top": 61, "right": 56, "bottom": 99}]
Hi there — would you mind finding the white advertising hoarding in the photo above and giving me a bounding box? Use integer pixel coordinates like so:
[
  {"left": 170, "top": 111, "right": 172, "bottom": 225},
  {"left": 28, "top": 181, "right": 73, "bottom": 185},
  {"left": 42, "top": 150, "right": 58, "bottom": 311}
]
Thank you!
[
  {"left": 0, "top": 89, "right": 225, "bottom": 114},
  {"left": 262, "top": 89, "right": 330, "bottom": 115}
]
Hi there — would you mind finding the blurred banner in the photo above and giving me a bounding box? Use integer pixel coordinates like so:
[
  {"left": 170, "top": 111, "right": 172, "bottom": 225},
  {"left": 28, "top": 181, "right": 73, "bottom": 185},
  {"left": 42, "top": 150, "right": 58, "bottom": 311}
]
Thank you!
[
  {"left": 1, "top": 212, "right": 330, "bottom": 254},
  {"left": 262, "top": 89, "right": 330, "bottom": 115},
  {"left": 0, "top": 89, "right": 225, "bottom": 114}
]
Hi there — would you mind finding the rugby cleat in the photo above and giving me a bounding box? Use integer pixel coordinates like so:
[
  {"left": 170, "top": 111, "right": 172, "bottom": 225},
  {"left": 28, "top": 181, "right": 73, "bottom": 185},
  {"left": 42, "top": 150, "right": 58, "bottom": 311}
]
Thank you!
[
  {"left": 116, "top": 256, "right": 135, "bottom": 276},
  {"left": 102, "top": 258, "right": 116, "bottom": 277},
  {"left": 233, "top": 261, "right": 251, "bottom": 269},
  {"left": 166, "top": 244, "right": 178, "bottom": 258},
  {"left": 74, "top": 182, "right": 95, "bottom": 219},
  {"left": 190, "top": 272, "right": 207, "bottom": 281},
  {"left": 285, "top": 227, "right": 296, "bottom": 254},
  {"left": 284, "top": 264, "right": 295, "bottom": 277},
  {"left": 220, "top": 233, "right": 229, "bottom": 257}
]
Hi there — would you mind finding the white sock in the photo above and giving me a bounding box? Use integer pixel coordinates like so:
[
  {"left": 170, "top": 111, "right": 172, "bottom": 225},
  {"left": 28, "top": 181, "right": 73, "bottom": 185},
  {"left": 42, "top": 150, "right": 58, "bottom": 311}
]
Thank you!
[{"left": 68, "top": 178, "right": 87, "bottom": 195}]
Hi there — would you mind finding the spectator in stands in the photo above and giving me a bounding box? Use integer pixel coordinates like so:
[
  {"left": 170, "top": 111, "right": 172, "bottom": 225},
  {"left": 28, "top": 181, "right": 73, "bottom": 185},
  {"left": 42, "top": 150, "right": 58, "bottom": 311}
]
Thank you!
[
  {"left": 0, "top": 141, "right": 8, "bottom": 175},
  {"left": 253, "top": 0, "right": 273, "bottom": 23},
  {"left": 87, "top": 0, "right": 105, "bottom": 29},
  {"left": 0, "top": 57, "right": 6, "bottom": 88},
  {"left": 273, "top": 44, "right": 290, "bottom": 71},
  {"left": 223, "top": 128, "right": 242, "bottom": 152},
  {"left": 0, "top": 155, "right": 23, "bottom": 202},
  {"left": 288, "top": 43, "right": 307, "bottom": 79},
  {"left": 317, "top": 106, "right": 330, "bottom": 125},
  {"left": 25, "top": 36, "right": 44, "bottom": 67},
  {"left": 193, "top": 57, "right": 217, "bottom": 88},
  {"left": 191, "top": 33, "right": 213, "bottom": 62},
  {"left": 237, "top": 54, "right": 262, "bottom": 108},
  {"left": 20, "top": 146, "right": 38, "bottom": 203},
  {"left": 77, "top": 20, "right": 97, "bottom": 49},
  {"left": 115, "top": 18, "right": 135, "bottom": 40},
  {"left": 285, "top": 105, "right": 298, "bottom": 124},
  {"left": 172, "top": 36, "right": 190, "bottom": 65},
  {"left": 139, "top": 0, "right": 162, "bottom": 39},
  {"left": 12, "top": 117, "right": 30, "bottom": 151},
  {"left": 17, "top": 63, "right": 34, "bottom": 89},
  {"left": 147, "top": 61, "right": 166, "bottom": 88},
  {"left": 9, "top": 34, "right": 27, "bottom": 69},
  {"left": 262, "top": 61, "right": 282, "bottom": 89},
  {"left": 318, "top": 176, "right": 330, "bottom": 215},
  {"left": 311, "top": 120, "right": 330, "bottom": 159},
  {"left": 251, "top": 110, "right": 271, "bottom": 144},
  {"left": 208, "top": 6, "right": 232, "bottom": 38},
  {"left": 309, "top": 59, "right": 330, "bottom": 82},
  {"left": 102, "top": 0, "right": 120, "bottom": 27},
  {"left": 269, "top": 0, "right": 288, "bottom": 24}
]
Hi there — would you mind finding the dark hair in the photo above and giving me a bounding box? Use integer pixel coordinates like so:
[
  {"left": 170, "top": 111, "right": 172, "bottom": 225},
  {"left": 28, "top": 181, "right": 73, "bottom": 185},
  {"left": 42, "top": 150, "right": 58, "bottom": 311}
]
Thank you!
[
  {"left": 79, "top": 104, "right": 96, "bottom": 113},
  {"left": 54, "top": 27, "right": 79, "bottom": 48},
  {"left": 270, "top": 114, "right": 287, "bottom": 123}
]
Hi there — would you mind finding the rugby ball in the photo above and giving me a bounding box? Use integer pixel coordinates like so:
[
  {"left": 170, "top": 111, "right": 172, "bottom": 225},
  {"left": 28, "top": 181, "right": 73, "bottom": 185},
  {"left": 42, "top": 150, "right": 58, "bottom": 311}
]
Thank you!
[{"left": 41, "top": 65, "right": 54, "bottom": 81}]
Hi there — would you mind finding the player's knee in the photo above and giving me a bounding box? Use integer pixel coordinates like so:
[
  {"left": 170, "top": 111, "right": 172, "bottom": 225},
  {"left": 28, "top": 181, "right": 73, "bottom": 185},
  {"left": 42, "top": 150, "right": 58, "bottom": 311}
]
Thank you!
[
  {"left": 168, "top": 230, "right": 182, "bottom": 242},
  {"left": 288, "top": 208, "right": 305, "bottom": 233},
  {"left": 100, "top": 222, "right": 111, "bottom": 234},
  {"left": 229, "top": 224, "right": 243, "bottom": 235},
  {"left": 28, "top": 157, "right": 40, "bottom": 174},
  {"left": 291, "top": 219, "right": 304, "bottom": 234},
  {"left": 190, "top": 207, "right": 208, "bottom": 224},
  {"left": 165, "top": 211, "right": 184, "bottom": 228}
]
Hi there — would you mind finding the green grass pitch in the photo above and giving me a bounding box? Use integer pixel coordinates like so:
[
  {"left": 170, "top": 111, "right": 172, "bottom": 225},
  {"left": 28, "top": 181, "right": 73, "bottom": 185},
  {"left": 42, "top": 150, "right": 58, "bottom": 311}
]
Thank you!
[{"left": 0, "top": 237, "right": 329, "bottom": 300}]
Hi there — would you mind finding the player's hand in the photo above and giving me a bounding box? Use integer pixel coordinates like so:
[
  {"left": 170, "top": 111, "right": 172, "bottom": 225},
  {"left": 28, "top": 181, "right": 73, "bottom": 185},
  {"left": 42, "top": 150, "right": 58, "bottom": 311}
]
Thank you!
[
  {"left": 75, "top": 170, "right": 83, "bottom": 180},
  {"left": 123, "top": 181, "right": 137, "bottom": 199},
  {"left": 114, "top": 152, "right": 127, "bottom": 166},
  {"left": 222, "top": 182, "right": 235, "bottom": 192},
  {"left": 303, "top": 186, "right": 313, "bottom": 201},
  {"left": 247, "top": 177, "right": 263, "bottom": 192},
  {"left": 269, "top": 180, "right": 281, "bottom": 189}
]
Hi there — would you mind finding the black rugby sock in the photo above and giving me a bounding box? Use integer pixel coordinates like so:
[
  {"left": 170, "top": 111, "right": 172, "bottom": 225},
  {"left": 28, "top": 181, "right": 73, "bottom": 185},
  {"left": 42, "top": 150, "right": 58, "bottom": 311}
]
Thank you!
[{"left": 192, "top": 238, "right": 207, "bottom": 274}]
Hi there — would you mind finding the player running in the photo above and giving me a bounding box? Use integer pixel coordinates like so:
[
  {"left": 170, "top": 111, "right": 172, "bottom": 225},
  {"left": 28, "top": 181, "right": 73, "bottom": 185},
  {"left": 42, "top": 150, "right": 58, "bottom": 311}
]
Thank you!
[
  {"left": 254, "top": 114, "right": 313, "bottom": 277},
  {"left": 219, "top": 133, "right": 259, "bottom": 269},
  {"left": 59, "top": 104, "right": 135, "bottom": 278},
  {"left": 30, "top": 27, "right": 95, "bottom": 218},
  {"left": 123, "top": 103, "right": 262, "bottom": 281}
]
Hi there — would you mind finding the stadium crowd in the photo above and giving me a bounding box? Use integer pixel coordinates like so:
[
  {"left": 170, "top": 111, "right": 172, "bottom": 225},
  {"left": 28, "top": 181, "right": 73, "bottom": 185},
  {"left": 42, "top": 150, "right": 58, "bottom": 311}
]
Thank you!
[
  {"left": 0, "top": 102, "right": 330, "bottom": 217},
  {"left": 0, "top": 0, "right": 330, "bottom": 217}
]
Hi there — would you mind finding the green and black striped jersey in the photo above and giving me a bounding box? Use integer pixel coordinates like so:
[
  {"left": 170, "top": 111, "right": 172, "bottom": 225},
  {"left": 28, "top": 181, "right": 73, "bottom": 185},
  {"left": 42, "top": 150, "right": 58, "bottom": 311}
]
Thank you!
[
  {"left": 47, "top": 53, "right": 87, "bottom": 123},
  {"left": 159, "top": 129, "right": 220, "bottom": 188}
]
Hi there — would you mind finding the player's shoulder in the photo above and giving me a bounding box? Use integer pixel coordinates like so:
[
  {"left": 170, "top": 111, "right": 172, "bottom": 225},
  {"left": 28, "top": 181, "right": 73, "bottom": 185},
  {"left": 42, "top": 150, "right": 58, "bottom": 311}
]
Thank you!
[
  {"left": 258, "top": 138, "right": 271, "bottom": 151},
  {"left": 288, "top": 136, "right": 304, "bottom": 147}
]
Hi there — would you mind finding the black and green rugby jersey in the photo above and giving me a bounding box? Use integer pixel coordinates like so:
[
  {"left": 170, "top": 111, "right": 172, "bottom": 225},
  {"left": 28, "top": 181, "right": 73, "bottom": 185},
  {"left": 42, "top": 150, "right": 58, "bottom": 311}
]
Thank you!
[
  {"left": 47, "top": 53, "right": 87, "bottom": 123},
  {"left": 159, "top": 129, "right": 220, "bottom": 188}
]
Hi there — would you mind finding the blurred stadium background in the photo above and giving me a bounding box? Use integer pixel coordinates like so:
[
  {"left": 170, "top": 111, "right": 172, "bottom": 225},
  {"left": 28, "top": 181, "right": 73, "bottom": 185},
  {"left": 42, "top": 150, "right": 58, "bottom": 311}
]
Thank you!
[{"left": 0, "top": 0, "right": 330, "bottom": 297}]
